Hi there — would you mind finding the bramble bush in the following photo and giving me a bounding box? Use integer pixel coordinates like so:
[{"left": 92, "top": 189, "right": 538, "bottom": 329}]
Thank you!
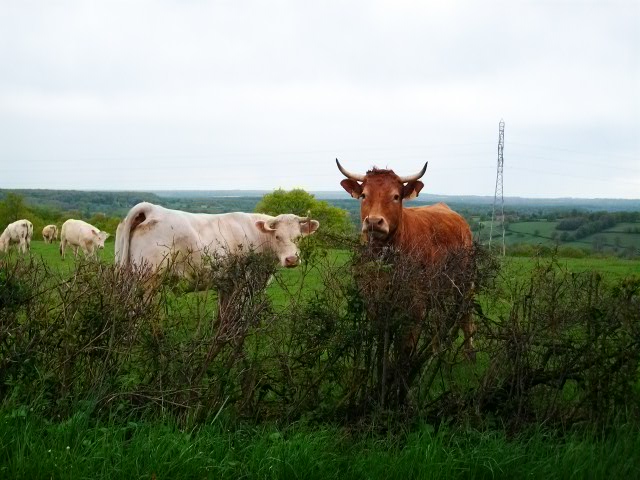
[{"left": 0, "top": 243, "right": 638, "bottom": 432}]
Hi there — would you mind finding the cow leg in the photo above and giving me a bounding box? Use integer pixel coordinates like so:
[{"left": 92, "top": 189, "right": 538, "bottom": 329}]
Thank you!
[{"left": 60, "top": 240, "right": 65, "bottom": 259}]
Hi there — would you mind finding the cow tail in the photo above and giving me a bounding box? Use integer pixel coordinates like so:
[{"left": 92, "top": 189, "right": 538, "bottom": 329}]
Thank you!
[{"left": 116, "top": 202, "right": 151, "bottom": 268}]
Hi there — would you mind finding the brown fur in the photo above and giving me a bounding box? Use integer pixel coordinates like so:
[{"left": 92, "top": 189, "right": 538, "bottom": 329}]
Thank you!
[
  {"left": 395, "top": 203, "right": 472, "bottom": 261},
  {"left": 340, "top": 167, "right": 475, "bottom": 360},
  {"left": 345, "top": 169, "right": 471, "bottom": 257}
]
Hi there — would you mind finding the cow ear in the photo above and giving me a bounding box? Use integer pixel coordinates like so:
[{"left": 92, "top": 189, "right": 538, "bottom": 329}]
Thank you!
[
  {"left": 91, "top": 229, "right": 98, "bottom": 236},
  {"left": 255, "top": 220, "right": 276, "bottom": 234},
  {"left": 403, "top": 181, "right": 424, "bottom": 200},
  {"left": 300, "top": 219, "right": 320, "bottom": 236},
  {"left": 340, "top": 179, "right": 363, "bottom": 199}
]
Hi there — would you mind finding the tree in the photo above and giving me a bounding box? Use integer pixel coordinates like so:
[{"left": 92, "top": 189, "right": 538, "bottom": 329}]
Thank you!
[
  {"left": 255, "top": 189, "right": 353, "bottom": 237},
  {"left": 0, "top": 193, "right": 27, "bottom": 226}
]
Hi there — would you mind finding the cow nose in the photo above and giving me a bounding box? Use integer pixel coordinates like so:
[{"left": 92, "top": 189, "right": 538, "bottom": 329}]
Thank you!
[
  {"left": 364, "top": 216, "right": 386, "bottom": 230},
  {"left": 284, "top": 255, "right": 299, "bottom": 268}
]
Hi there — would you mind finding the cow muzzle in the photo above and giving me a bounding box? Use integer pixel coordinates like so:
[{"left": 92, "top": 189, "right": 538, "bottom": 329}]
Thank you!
[
  {"left": 362, "top": 216, "right": 389, "bottom": 239},
  {"left": 284, "top": 255, "right": 300, "bottom": 268}
]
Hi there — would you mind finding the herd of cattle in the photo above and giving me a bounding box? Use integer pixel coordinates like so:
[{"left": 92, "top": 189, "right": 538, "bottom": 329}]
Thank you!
[
  {"left": 0, "top": 160, "right": 472, "bottom": 281},
  {"left": 1, "top": 161, "right": 473, "bottom": 274},
  {"left": 1, "top": 161, "right": 472, "bottom": 271},
  {"left": 0, "top": 161, "right": 475, "bottom": 355},
  {"left": 0, "top": 209, "right": 319, "bottom": 272}
]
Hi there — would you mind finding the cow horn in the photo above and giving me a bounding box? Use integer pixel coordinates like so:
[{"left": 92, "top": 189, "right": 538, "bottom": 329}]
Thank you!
[
  {"left": 336, "top": 158, "right": 365, "bottom": 182},
  {"left": 398, "top": 162, "right": 428, "bottom": 183}
]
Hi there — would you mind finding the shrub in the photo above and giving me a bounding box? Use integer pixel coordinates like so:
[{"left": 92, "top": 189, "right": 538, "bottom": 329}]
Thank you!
[{"left": 0, "top": 245, "right": 638, "bottom": 432}]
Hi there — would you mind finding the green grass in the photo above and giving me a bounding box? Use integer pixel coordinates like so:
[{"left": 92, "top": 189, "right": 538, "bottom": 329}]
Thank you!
[
  {"left": 28, "top": 239, "right": 115, "bottom": 274},
  {"left": 3, "top": 241, "right": 640, "bottom": 478},
  {"left": 2, "top": 410, "right": 639, "bottom": 479},
  {"left": 502, "top": 255, "right": 640, "bottom": 280},
  {"left": 505, "top": 220, "right": 559, "bottom": 242},
  {"left": 475, "top": 220, "right": 640, "bottom": 254},
  {"left": 23, "top": 240, "right": 640, "bottom": 281},
  {"left": 565, "top": 231, "right": 640, "bottom": 250}
]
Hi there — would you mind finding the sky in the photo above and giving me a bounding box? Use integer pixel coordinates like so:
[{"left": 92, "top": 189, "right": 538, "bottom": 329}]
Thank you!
[{"left": 0, "top": 0, "right": 638, "bottom": 198}]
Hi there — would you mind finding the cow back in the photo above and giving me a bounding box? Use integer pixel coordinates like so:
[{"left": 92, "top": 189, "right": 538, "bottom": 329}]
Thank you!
[{"left": 394, "top": 203, "right": 472, "bottom": 264}]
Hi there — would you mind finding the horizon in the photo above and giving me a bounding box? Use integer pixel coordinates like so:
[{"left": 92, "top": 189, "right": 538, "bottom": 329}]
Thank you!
[{"left": 3, "top": 187, "right": 639, "bottom": 203}]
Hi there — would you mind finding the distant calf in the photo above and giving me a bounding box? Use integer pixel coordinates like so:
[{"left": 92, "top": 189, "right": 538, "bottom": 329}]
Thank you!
[
  {"left": 60, "top": 219, "right": 110, "bottom": 260},
  {"left": 0, "top": 219, "right": 33, "bottom": 254},
  {"left": 115, "top": 202, "right": 320, "bottom": 280},
  {"left": 42, "top": 224, "right": 58, "bottom": 244}
]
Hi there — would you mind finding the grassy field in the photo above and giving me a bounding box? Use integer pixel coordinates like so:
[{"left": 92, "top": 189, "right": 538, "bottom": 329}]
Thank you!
[
  {"left": 475, "top": 219, "right": 640, "bottom": 254},
  {"left": 26, "top": 239, "right": 640, "bottom": 281},
  {"left": 503, "top": 255, "right": 640, "bottom": 279},
  {"left": 4, "top": 240, "right": 640, "bottom": 479},
  {"left": 2, "top": 411, "right": 639, "bottom": 479}
]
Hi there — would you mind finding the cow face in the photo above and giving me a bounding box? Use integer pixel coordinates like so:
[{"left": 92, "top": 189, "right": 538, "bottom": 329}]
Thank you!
[
  {"left": 337, "top": 160, "right": 426, "bottom": 243},
  {"left": 93, "top": 230, "right": 110, "bottom": 249},
  {"left": 256, "top": 214, "right": 320, "bottom": 268}
]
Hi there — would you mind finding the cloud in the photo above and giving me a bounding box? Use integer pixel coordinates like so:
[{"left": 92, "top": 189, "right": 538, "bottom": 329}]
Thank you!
[{"left": 0, "top": 0, "right": 638, "bottom": 197}]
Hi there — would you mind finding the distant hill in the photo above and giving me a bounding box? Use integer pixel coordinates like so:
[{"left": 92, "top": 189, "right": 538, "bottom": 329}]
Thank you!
[
  {"left": 2, "top": 189, "right": 639, "bottom": 219},
  {"left": 154, "top": 190, "right": 640, "bottom": 212}
]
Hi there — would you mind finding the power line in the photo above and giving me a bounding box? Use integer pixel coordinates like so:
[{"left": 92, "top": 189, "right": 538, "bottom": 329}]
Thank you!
[{"left": 508, "top": 141, "right": 640, "bottom": 161}]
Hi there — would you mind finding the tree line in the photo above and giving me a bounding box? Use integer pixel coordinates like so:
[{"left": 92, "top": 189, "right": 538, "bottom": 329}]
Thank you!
[
  {"left": 554, "top": 211, "right": 639, "bottom": 242},
  {"left": 0, "top": 190, "right": 354, "bottom": 242}
]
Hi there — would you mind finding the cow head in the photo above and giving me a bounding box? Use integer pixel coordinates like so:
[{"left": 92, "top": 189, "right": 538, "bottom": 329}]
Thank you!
[
  {"left": 255, "top": 214, "right": 320, "bottom": 268},
  {"left": 93, "top": 230, "right": 110, "bottom": 249},
  {"left": 336, "top": 159, "right": 427, "bottom": 242}
]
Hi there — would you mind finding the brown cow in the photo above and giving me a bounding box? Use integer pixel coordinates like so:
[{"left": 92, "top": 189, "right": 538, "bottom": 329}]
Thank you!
[{"left": 336, "top": 159, "right": 476, "bottom": 360}]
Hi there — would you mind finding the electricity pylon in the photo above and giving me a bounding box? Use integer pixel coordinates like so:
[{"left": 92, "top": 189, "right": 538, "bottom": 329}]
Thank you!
[{"left": 489, "top": 119, "right": 505, "bottom": 256}]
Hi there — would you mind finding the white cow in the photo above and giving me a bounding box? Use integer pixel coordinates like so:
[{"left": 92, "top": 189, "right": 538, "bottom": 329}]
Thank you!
[
  {"left": 0, "top": 219, "right": 33, "bottom": 254},
  {"left": 60, "top": 219, "right": 110, "bottom": 259},
  {"left": 115, "top": 202, "right": 319, "bottom": 281},
  {"left": 42, "top": 224, "right": 58, "bottom": 244}
]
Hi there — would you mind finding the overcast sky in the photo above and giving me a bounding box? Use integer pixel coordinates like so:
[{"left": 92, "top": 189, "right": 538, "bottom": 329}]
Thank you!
[{"left": 0, "top": 0, "right": 638, "bottom": 198}]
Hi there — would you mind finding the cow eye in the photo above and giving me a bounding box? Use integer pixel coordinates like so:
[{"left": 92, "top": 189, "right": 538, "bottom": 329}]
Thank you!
[
  {"left": 359, "top": 193, "right": 366, "bottom": 200},
  {"left": 275, "top": 235, "right": 281, "bottom": 241},
  {"left": 393, "top": 194, "right": 400, "bottom": 201}
]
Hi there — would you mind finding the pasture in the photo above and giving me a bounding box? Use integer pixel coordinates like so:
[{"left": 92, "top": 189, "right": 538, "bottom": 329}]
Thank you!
[
  {"left": 2, "top": 240, "right": 640, "bottom": 478},
  {"left": 476, "top": 218, "right": 640, "bottom": 255},
  {"left": 25, "top": 238, "right": 640, "bottom": 280}
]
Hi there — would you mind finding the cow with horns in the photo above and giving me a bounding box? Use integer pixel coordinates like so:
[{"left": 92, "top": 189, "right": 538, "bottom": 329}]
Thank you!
[{"left": 336, "top": 158, "right": 476, "bottom": 361}]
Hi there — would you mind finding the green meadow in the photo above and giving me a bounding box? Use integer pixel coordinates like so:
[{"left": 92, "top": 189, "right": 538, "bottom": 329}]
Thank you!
[
  {"left": 2, "top": 413, "right": 640, "bottom": 479},
  {"left": 28, "top": 238, "right": 640, "bottom": 284},
  {"left": 479, "top": 219, "right": 640, "bottom": 254},
  {"left": 3, "top": 240, "right": 640, "bottom": 479}
]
